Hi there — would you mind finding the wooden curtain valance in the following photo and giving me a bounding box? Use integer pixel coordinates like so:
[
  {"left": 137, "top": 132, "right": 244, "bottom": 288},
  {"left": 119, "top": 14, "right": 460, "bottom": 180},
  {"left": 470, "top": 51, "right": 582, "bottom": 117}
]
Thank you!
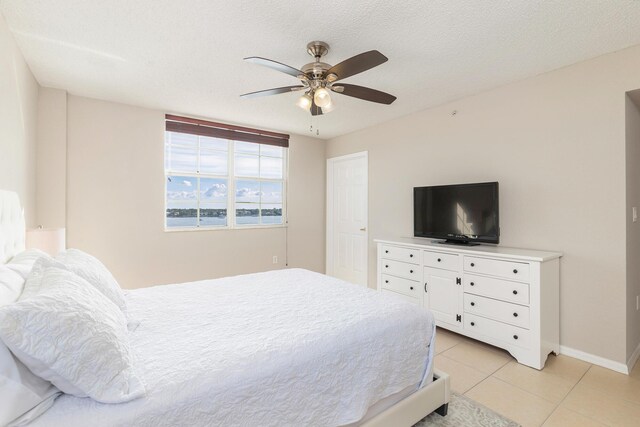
[{"left": 165, "top": 114, "right": 289, "bottom": 148}]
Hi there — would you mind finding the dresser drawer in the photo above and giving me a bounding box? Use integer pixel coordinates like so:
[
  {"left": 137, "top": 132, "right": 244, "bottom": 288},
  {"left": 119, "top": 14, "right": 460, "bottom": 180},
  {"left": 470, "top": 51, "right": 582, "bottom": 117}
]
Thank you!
[
  {"left": 381, "top": 289, "right": 420, "bottom": 305},
  {"left": 463, "top": 274, "right": 530, "bottom": 305},
  {"left": 380, "top": 245, "right": 420, "bottom": 264},
  {"left": 464, "top": 313, "right": 530, "bottom": 349},
  {"left": 464, "top": 294, "right": 530, "bottom": 329},
  {"left": 464, "top": 256, "right": 530, "bottom": 282},
  {"left": 381, "top": 274, "right": 421, "bottom": 299},
  {"left": 423, "top": 250, "right": 459, "bottom": 271},
  {"left": 381, "top": 259, "right": 421, "bottom": 281}
]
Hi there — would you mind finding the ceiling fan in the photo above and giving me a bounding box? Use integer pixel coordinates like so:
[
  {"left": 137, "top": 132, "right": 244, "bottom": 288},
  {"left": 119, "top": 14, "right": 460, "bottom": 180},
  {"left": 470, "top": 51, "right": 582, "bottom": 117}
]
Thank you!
[{"left": 240, "top": 41, "right": 397, "bottom": 115}]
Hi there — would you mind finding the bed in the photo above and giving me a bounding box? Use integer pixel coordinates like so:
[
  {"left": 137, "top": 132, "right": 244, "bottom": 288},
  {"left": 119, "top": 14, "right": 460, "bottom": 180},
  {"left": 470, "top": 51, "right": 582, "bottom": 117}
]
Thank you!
[{"left": 0, "top": 190, "right": 450, "bottom": 426}]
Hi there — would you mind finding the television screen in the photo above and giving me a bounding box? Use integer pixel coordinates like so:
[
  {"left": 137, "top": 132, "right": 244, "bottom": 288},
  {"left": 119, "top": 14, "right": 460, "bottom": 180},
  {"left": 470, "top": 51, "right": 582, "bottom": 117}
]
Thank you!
[{"left": 414, "top": 182, "right": 499, "bottom": 244}]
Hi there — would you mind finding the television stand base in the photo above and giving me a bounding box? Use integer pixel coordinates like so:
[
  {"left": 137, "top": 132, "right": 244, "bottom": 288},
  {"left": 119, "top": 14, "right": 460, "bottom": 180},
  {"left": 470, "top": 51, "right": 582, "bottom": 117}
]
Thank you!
[{"left": 437, "top": 239, "right": 481, "bottom": 246}]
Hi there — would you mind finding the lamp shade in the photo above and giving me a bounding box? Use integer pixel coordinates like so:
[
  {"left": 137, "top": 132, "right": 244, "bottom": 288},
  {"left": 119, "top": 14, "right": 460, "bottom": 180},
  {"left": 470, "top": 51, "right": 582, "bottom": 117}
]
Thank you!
[{"left": 26, "top": 228, "right": 66, "bottom": 256}]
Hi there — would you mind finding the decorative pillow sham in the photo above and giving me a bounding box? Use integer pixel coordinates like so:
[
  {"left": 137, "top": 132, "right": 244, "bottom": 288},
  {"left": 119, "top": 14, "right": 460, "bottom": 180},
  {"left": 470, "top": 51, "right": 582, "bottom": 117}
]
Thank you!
[
  {"left": 55, "top": 249, "right": 127, "bottom": 315},
  {"left": 0, "top": 260, "right": 145, "bottom": 403}
]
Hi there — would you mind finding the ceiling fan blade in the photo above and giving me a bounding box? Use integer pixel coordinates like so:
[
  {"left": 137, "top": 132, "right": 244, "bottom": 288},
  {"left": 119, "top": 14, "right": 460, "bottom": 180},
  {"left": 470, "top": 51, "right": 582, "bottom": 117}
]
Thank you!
[
  {"left": 240, "top": 85, "right": 305, "bottom": 98},
  {"left": 310, "top": 98, "right": 323, "bottom": 116},
  {"left": 244, "top": 57, "right": 304, "bottom": 78},
  {"left": 332, "top": 84, "right": 396, "bottom": 105},
  {"left": 326, "top": 50, "right": 388, "bottom": 82}
]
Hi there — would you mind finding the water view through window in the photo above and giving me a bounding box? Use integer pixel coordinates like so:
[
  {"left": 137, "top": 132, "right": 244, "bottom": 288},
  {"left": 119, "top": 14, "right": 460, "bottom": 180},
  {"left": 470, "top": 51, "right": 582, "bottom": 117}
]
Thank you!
[{"left": 165, "top": 132, "right": 285, "bottom": 229}]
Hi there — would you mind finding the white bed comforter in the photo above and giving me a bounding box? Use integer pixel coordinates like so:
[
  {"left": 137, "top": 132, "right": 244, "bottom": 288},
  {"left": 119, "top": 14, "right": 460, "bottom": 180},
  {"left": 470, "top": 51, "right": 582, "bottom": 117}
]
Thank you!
[{"left": 32, "top": 268, "right": 435, "bottom": 427}]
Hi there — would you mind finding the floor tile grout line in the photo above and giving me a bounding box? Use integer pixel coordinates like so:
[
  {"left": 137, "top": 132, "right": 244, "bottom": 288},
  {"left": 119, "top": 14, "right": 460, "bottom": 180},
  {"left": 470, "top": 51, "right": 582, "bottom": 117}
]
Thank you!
[
  {"left": 438, "top": 349, "right": 512, "bottom": 377},
  {"left": 462, "top": 372, "right": 493, "bottom": 397},
  {"left": 538, "top": 362, "right": 595, "bottom": 426},
  {"left": 581, "top": 365, "right": 640, "bottom": 408}
]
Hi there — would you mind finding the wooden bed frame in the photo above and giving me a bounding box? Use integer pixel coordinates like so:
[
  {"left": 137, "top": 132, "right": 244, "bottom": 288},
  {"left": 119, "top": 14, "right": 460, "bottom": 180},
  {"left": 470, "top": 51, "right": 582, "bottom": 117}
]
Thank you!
[{"left": 0, "top": 189, "right": 450, "bottom": 426}]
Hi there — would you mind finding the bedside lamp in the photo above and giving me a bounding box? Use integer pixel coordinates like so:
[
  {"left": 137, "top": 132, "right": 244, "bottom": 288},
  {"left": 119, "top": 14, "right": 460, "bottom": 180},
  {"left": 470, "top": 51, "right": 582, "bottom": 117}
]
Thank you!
[{"left": 26, "top": 227, "right": 66, "bottom": 256}]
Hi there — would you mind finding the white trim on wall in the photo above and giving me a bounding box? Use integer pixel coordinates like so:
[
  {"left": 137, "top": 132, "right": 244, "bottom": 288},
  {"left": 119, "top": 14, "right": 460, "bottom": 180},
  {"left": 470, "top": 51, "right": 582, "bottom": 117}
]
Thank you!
[
  {"left": 627, "top": 341, "right": 640, "bottom": 374},
  {"left": 560, "top": 345, "right": 629, "bottom": 374}
]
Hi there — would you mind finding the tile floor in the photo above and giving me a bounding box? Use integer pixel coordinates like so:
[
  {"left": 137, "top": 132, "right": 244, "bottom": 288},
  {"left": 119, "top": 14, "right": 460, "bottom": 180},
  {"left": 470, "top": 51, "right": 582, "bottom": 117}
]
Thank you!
[{"left": 433, "top": 327, "right": 640, "bottom": 427}]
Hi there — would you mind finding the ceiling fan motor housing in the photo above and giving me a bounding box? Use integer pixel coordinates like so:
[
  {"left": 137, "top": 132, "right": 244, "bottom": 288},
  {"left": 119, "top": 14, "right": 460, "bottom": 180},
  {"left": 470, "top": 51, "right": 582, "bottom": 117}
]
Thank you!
[
  {"left": 306, "top": 41, "right": 329, "bottom": 59},
  {"left": 302, "top": 62, "right": 331, "bottom": 80}
]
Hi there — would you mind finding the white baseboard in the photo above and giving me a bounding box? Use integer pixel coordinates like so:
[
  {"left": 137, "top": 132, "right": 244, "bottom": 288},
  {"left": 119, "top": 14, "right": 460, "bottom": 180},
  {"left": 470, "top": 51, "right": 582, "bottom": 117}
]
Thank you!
[
  {"left": 559, "top": 345, "right": 629, "bottom": 374},
  {"left": 626, "top": 341, "right": 640, "bottom": 374}
]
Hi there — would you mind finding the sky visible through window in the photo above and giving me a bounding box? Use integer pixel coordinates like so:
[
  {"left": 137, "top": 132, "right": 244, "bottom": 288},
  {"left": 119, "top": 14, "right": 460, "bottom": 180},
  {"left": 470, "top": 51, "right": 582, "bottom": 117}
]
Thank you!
[{"left": 165, "top": 132, "right": 285, "bottom": 228}]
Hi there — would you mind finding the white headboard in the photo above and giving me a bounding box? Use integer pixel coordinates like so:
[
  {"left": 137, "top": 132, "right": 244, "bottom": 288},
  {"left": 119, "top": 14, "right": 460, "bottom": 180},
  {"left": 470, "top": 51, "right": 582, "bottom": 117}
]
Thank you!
[{"left": 0, "top": 190, "right": 26, "bottom": 264}]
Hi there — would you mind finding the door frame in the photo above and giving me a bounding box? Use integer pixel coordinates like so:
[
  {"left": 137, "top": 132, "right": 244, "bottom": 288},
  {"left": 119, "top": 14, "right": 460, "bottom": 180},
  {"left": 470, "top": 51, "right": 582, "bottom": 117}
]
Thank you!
[{"left": 326, "top": 151, "right": 368, "bottom": 285}]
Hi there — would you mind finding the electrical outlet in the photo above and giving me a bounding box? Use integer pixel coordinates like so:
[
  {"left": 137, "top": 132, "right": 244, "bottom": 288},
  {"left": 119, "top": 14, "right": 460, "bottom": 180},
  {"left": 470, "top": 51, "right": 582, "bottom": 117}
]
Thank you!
[
  {"left": 633, "top": 207, "right": 638, "bottom": 223},
  {"left": 272, "top": 256, "right": 278, "bottom": 264}
]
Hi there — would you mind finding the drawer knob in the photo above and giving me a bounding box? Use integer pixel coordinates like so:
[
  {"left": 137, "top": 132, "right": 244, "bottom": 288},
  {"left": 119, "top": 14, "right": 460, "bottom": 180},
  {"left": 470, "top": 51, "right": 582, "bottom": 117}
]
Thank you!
[
  {"left": 470, "top": 262, "right": 475, "bottom": 267},
  {"left": 470, "top": 302, "right": 475, "bottom": 307},
  {"left": 470, "top": 322, "right": 475, "bottom": 326},
  {"left": 513, "top": 335, "right": 519, "bottom": 340},
  {"left": 385, "top": 250, "right": 389, "bottom": 253},
  {"left": 385, "top": 265, "right": 389, "bottom": 268},
  {"left": 437, "top": 258, "right": 441, "bottom": 262},
  {"left": 385, "top": 280, "right": 389, "bottom": 283},
  {"left": 410, "top": 254, "right": 414, "bottom": 258},
  {"left": 513, "top": 269, "right": 518, "bottom": 274},
  {"left": 513, "top": 290, "right": 518, "bottom": 295},
  {"left": 513, "top": 312, "right": 518, "bottom": 317},
  {"left": 410, "top": 286, "right": 414, "bottom": 290},
  {"left": 424, "top": 283, "right": 428, "bottom": 292},
  {"left": 410, "top": 269, "right": 414, "bottom": 273},
  {"left": 470, "top": 282, "right": 475, "bottom": 286}
]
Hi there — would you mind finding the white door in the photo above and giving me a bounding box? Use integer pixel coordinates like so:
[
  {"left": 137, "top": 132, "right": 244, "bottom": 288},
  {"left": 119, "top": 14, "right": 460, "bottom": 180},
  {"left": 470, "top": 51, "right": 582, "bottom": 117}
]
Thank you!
[
  {"left": 327, "top": 152, "right": 368, "bottom": 286},
  {"left": 424, "top": 267, "right": 462, "bottom": 328}
]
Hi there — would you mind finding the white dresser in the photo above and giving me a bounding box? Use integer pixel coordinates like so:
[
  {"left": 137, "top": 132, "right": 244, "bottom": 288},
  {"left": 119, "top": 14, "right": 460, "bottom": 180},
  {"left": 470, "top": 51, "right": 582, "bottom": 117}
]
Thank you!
[{"left": 375, "top": 237, "right": 562, "bottom": 370}]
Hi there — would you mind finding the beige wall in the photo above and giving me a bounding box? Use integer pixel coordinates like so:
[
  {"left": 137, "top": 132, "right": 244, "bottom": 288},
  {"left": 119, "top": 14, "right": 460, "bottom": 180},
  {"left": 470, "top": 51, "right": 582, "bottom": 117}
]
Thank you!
[
  {"left": 327, "top": 44, "right": 640, "bottom": 365},
  {"left": 626, "top": 92, "right": 640, "bottom": 363},
  {"left": 36, "top": 87, "right": 67, "bottom": 228},
  {"left": 64, "top": 95, "right": 325, "bottom": 289},
  {"left": 0, "top": 13, "right": 38, "bottom": 226}
]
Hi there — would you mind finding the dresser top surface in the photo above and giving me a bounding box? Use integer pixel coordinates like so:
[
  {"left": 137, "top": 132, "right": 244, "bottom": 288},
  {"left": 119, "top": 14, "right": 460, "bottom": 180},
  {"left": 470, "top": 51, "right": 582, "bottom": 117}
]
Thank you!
[{"left": 375, "top": 237, "right": 562, "bottom": 262}]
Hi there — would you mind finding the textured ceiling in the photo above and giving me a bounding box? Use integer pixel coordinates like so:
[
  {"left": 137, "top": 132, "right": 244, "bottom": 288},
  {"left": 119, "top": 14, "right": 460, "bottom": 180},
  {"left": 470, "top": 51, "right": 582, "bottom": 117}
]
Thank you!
[{"left": 2, "top": 0, "right": 640, "bottom": 139}]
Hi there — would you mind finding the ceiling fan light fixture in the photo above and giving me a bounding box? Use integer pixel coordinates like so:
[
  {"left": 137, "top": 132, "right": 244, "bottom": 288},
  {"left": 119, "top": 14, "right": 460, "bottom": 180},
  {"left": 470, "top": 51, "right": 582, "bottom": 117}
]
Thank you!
[
  {"left": 322, "top": 98, "right": 336, "bottom": 113},
  {"left": 297, "top": 93, "right": 313, "bottom": 110},
  {"left": 314, "top": 87, "right": 331, "bottom": 108}
]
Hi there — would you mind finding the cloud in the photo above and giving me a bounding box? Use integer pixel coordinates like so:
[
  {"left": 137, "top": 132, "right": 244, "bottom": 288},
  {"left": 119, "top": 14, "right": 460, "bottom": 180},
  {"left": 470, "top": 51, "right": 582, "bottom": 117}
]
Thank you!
[
  {"left": 167, "top": 191, "right": 196, "bottom": 200},
  {"left": 203, "top": 183, "right": 227, "bottom": 198},
  {"left": 236, "top": 187, "right": 260, "bottom": 198},
  {"left": 182, "top": 180, "right": 192, "bottom": 187}
]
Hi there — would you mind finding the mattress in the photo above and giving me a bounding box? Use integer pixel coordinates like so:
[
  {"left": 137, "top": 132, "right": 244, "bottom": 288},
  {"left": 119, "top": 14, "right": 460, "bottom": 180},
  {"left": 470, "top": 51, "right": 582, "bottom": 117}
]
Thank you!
[{"left": 31, "top": 268, "right": 435, "bottom": 427}]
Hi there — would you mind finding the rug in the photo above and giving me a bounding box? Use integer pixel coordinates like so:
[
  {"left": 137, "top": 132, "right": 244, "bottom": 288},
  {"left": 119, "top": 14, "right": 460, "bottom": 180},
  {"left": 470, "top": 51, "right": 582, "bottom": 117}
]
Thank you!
[{"left": 414, "top": 392, "right": 520, "bottom": 426}]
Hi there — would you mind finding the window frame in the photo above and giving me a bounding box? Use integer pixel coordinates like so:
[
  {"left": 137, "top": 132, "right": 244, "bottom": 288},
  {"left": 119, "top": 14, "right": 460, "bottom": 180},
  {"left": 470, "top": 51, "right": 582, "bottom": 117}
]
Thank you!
[{"left": 163, "top": 132, "right": 288, "bottom": 232}]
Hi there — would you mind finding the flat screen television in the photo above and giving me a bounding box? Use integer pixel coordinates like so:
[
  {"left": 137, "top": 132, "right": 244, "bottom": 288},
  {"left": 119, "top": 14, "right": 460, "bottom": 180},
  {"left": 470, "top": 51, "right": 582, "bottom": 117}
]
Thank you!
[{"left": 413, "top": 182, "right": 499, "bottom": 245}]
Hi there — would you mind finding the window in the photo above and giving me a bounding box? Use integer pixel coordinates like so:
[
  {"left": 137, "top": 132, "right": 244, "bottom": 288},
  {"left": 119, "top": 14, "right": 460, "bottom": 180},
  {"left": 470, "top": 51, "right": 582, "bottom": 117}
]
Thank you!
[{"left": 164, "top": 115, "right": 288, "bottom": 230}]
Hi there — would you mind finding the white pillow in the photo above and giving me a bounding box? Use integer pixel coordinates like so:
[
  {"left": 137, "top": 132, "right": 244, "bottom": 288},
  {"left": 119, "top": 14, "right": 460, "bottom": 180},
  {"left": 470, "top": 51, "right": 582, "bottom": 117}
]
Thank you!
[
  {"left": 55, "top": 249, "right": 127, "bottom": 315},
  {"left": 1, "top": 254, "right": 61, "bottom": 427},
  {"left": 6, "top": 249, "right": 51, "bottom": 280},
  {"left": 0, "top": 266, "right": 25, "bottom": 306},
  {"left": 0, "top": 344, "right": 60, "bottom": 426},
  {"left": 0, "top": 260, "right": 145, "bottom": 403}
]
